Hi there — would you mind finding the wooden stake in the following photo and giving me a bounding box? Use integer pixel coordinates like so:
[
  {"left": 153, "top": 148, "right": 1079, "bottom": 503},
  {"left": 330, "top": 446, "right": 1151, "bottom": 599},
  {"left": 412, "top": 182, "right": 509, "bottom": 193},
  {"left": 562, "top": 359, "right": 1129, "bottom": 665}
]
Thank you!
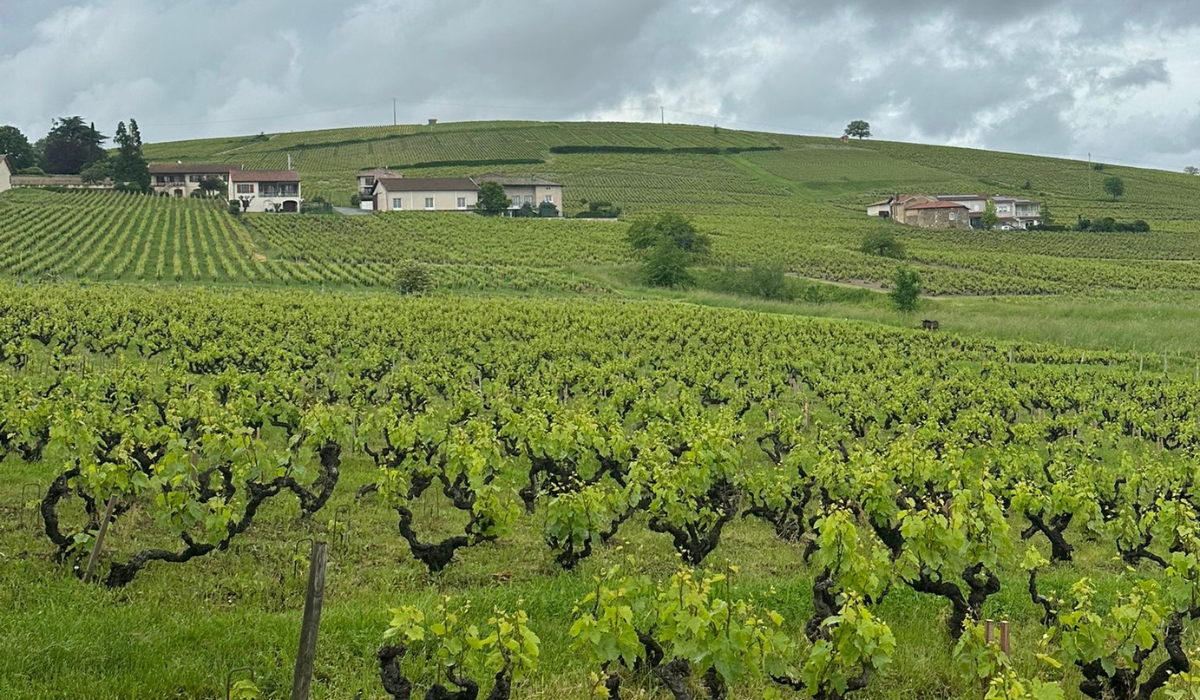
[
  {"left": 291, "top": 540, "right": 328, "bottom": 700},
  {"left": 804, "top": 400, "right": 811, "bottom": 430},
  {"left": 985, "top": 619, "right": 995, "bottom": 644},
  {"left": 83, "top": 494, "right": 119, "bottom": 583},
  {"left": 999, "top": 621, "right": 1011, "bottom": 655}
]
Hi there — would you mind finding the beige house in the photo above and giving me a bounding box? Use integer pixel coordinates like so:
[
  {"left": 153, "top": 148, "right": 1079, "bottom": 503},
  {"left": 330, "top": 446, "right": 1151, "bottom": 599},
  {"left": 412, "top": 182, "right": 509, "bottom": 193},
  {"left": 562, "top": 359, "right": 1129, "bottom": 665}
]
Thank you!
[
  {"left": 473, "top": 174, "right": 564, "bottom": 216},
  {"left": 231, "top": 170, "right": 303, "bottom": 213},
  {"left": 357, "top": 168, "right": 401, "bottom": 204},
  {"left": 869, "top": 193, "right": 1042, "bottom": 229},
  {"left": 0, "top": 155, "right": 10, "bottom": 194},
  {"left": 150, "top": 163, "right": 242, "bottom": 197},
  {"left": 372, "top": 177, "right": 479, "bottom": 212}
]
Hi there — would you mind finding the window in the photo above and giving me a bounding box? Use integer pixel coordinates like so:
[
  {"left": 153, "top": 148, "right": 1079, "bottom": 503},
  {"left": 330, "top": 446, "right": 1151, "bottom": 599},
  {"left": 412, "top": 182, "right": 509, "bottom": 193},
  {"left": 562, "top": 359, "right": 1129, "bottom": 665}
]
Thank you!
[
  {"left": 392, "top": 198, "right": 402, "bottom": 210},
  {"left": 236, "top": 184, "right": 254, "bottom": 194},
  {"left": 425, "top": 197, "right": 435, "bottom": 209},
  {"left": 524, "top": 195, "right": 533, "bottom": 205},
  {"left": 511, "top": 196, "right": 521, "bottom": 206},
  {"left": 457, "top": 197, "right": 467, "bottom": 209},
  {"left": 188, "top": 175, "right": 201, "bottom": 183},
  {"left": 949, "top": 212, "right": 958, "bottom": 221},
  {"left": 156, "top": 176, "right": 167, "bottom": 184},
  {"left": 543, "top": 194, "right": 554, "bottom": 204}
]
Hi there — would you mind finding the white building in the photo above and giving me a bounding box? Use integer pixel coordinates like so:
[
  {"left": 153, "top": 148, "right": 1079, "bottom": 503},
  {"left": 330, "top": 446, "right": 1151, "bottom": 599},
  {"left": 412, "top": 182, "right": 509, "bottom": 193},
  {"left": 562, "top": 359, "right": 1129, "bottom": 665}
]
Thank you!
[
  {"left": 371, "top": 177, "right": 479, "bottom": 213},
  {"left": 0, "top": 155, "right": 11, "bottom": 195},
  {"left": 230, "top": 170, "right": 303, "bottom": 213},
  {"left": 150, "top": 163, "right": 242, "bottom": 198}
]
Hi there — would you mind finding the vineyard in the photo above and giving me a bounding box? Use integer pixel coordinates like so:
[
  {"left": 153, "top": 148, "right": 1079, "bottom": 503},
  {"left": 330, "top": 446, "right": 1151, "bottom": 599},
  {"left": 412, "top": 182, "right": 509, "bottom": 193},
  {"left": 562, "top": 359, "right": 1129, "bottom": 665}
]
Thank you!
[{"left": 3, "top": 283, "right": 1200, "bottom": 699}]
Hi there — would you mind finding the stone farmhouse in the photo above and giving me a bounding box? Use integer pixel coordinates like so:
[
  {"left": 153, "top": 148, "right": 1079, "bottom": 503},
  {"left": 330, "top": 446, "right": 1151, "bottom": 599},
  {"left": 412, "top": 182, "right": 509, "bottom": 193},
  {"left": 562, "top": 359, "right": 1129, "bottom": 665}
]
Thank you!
[
  {"left": 365, "top": 171, "right": 565, "bottom": 216},
  {"left": 0, "top": 155, "right": 10, "bottom": 194},
  {"left": 868, "top": 194, "right": 1042, "bottom": 230},
  {"left": 149, "top": 163, "right": 302, "bottom": 213}
]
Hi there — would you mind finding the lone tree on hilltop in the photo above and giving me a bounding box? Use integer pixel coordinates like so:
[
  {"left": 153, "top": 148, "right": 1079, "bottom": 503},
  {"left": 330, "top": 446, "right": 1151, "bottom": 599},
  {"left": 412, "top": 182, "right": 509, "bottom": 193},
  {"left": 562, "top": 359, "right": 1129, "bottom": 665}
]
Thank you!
[
  {"left": 891, "top": 266, "right": 922, "bottom": 312},
  {"left": 627, "top": 212, "right": 712, "bottom": 288},
  {"left": 844, "top": 120, "right": 872, "bottom": 140},
  {"left": 1104, "top": 175, "right": 1125, "bottom": 201},
  {"left": 476, "top": 181, "right": 510, "bottom": 216},
  {"left": 1185, "top": 166, "right": 1199, "bottom": 175}
]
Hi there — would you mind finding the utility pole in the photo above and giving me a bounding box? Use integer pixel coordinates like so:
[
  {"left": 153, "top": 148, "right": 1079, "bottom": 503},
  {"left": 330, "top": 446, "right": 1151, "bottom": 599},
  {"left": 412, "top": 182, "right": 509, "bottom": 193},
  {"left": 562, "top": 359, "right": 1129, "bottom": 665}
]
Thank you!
[
  {"left": 1088, "top": 153, "right": 1092, "bottom": 192},
  {"left": 661, "top": 106, "right": 665, "bottom": 125},
  {"left": 393, "top": 98, "right": 397, "bottom": 127}
]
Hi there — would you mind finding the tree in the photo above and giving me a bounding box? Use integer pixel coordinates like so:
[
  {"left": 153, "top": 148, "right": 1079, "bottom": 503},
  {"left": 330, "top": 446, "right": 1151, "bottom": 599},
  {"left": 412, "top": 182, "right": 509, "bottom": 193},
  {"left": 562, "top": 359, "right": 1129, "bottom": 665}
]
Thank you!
[
  {"left": 1104, "top": 176, "right": 1125, "bottom": 201},
  {"left": 199, "top": 177, "right": 226, "bottom": 198},
  {"left": 40, "top": 117, "right": 106, "bottom": 174},
  {"left": 1185, "top": 166, "right": 1198, "bottom": 176},
  {"left": 890, "top": 266, "right": 921, "bottom": 312},
  {"left": 860, "top": 230, "right": 905, "bottom": 259},
  {"left": 627, "top": 213, "right": 712, "bottom": 288},
  {"left": 627, "top": 212, "right": 711, "bottom": 257},
  {"left": 475, "top": 181, "right": 510, "bottom": 216},
  {"left": 0, "top": 125, "right": 37, "bottom": 171},
  {"left": 1040, "top": 204, "right": 1054, "bottom": 227},
  {"left": 393, "top": 262, "right": 434, "bottom": 295},
  {"left": 80, "top": 161, "right": 113, "bottom": 185},
  {"left": 229, "top": 200, "right": 243, "bottom": 216},
  {"left": 844, "top": 120, "right": 872, "bottom": 140},
  {"left": 111, "top": 119, "right": 151, "bottom": 193},
  {"left": 537, "top": 200, "right": 559, "bottom": 218},
  {"left": 514, "top": 201, "right": 536, "bottom": 218},
  {"left": 981, "top": 200, "right": 998, "bottom": 231}
]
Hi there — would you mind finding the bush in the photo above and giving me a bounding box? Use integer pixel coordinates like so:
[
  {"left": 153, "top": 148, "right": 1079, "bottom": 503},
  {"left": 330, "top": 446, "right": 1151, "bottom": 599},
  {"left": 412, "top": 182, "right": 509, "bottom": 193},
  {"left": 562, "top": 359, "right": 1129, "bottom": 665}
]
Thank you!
[
  {"left": 228, "top": 200, "right": 242, "bottom": 216},
  {"left": 513, "top": 202, "right": 536, "bottom": 218},
  {"left": 475, "top": 182, "right": 510, "bottom": 216},
  {"left": 712, "top": 263, "right": 794, "bottom": 301},
  {"left": 537, "top": 201, "right": 559, "bottom": 218},
  {"left": 860, "top": 230, "right": 905, "bottom": 259},
  {"left": 890, "top": 266, "right": 922, "bottom": 312},
  {"left": 350, "top": 193, "right": 362, "bottom": 207},
  {"left": 392, "top": 262, "right": 434, "bottom": 295},
  {"left": 15, "top": 166, "right": 45, "bottom": 176}
]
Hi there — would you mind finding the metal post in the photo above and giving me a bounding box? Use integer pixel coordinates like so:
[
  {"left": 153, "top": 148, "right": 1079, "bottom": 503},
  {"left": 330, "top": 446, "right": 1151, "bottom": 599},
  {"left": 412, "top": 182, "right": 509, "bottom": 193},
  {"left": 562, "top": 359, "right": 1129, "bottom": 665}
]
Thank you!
[
  {"left": 83, "top": 494, "right": 119, "bottom": 583},
  {"left": 291, "top": 540, "right": 328, "bottom": 700}
]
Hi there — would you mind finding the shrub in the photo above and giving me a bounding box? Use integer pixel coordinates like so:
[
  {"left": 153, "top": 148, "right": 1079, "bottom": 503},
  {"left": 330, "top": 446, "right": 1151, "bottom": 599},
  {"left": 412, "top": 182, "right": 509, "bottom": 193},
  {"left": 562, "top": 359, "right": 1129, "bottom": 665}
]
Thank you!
[
  {"left": 392, "top": 262, "right": 434, "bottom": 295},
  {"left": 890, "top": 266, "right": 922, "bottom": 312},
  {"left": 643, "top": 239, "right": 693, "bottom": 288},
  {"left": 475, "top": 182, "right": 510, "bottom": 216},
  {"left": 860, "top": 230, "right": 906, "bottom": 259},
  {"left": 228, "top": 200, "right": 242, "bottom": 216},
  {"left": 350, "top": 193, "right": 362, "bottom": 207},
  {"left": 514, "top": 202, "right": 536, "bottom": 218},
  {"left": 711, "top": 264, "right": 794, "bottom": 301},
  {"left": 15, "top": 166, "right": 45, "bottom": 176},
  {"left": 537, "top": 201, "right": 559, "bottom": 218}
]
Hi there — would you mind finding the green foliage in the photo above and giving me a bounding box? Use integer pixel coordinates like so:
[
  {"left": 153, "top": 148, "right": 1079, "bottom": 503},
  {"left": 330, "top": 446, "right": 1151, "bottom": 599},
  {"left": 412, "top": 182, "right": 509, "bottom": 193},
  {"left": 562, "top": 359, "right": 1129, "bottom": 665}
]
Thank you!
[
  {"left": 860, "top": 230, "right": 906, "bottom": 259},
  {"left": 537, "top": 200, "right": 559, "bottom": 218},
  {"left": 40, "top": 116, "right": 107, "bottom": 175},
  {"left": 628, "top": 213, "right": 712, "bottom": 289},
  {"left": 514, "top": 202, "right": 536, "bottom": 218},
  {"left": 476, "top": 181, "right": 510, "bottom": 216},
  {"left": 890, "top": 266, "right": 922, "bottom": 312},
  {"left": 228, "top": 199, "right": 243, "bottom": 216},
  {"left": 845, "top": 120, "right": 872, "bottom": 139},
  {"left": 393, "top": 261, "right": 434, "bottom": 295},
  {"left": 981, "top": 200, "right": 999, "bottom": 231},
  {"left": 0, "top": 125, "right": 37, "bottom": 171},
  {"left": 1104, "top": 176, "right": 1125, "bottom": 201},
  {"left": 79, "top": 161, "right": 113, "bottom": 185},
  {"left": 712, "top": 263, "right": 794, "bottom": 300},
  {"left": 112, "top": 119, "right": 151, "bottom": 193}
]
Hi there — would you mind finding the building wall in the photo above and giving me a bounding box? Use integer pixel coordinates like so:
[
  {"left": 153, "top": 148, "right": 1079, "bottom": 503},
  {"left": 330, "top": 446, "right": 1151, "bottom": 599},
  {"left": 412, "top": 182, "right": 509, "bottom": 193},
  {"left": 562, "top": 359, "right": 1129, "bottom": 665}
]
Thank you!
[
  {"left": 375, "top": 188, "right": 479, "bottom": 213},
  {"left": 904, "top": 208, "right": 971, "bottom": 229},
  {"left": 0, "top": 158, "right": 10, "bottom": 194},
  {"left": 867, "top": 204, "right": 891, "bottom": 218},
  {"left": 229, "top": 181, "right": 303, "bottom": 213},
  {"left": 151, "top": 174, "right": 230, "bottom": 198}
]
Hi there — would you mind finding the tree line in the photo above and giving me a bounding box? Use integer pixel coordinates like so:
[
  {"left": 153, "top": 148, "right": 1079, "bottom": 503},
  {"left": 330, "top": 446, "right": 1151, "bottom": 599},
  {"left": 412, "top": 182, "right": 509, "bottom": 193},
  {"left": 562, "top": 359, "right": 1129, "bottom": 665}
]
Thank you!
[{"left": 0, "top": 116, "right": 150, "bottom": 192}]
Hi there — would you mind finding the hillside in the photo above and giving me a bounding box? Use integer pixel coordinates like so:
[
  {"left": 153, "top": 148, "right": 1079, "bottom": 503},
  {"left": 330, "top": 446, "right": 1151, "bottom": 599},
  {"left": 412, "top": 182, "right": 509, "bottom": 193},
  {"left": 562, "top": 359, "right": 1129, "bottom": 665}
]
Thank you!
[{"left": 2, "top": 120, "right": 1199, "bottom": 296}]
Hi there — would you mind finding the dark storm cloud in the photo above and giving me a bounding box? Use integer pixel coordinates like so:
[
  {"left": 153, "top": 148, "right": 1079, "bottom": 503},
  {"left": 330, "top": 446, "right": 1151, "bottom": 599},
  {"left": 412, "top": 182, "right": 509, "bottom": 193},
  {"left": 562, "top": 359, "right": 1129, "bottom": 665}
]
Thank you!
[{"left": 0, "top": 0, "right": 1197, "bottom": 169}]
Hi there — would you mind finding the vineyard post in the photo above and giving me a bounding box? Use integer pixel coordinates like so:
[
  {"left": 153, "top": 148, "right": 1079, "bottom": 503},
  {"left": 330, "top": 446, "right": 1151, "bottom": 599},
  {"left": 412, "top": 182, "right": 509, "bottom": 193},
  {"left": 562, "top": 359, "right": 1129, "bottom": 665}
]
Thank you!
[
  {"left": 804, "top": 400, "right": 810, "bottom": 430},
  {"left": 1164, "top": 354, "right": 1168, "bottom": 374},
  {"left": 985, "top": 619, "right": 995, "bottom": 644},
  {"left": 999, "top": 621, "right": 1011, "bottom": 655},
  {"left": 82, "top": 494, "right": 119, "bottom": 583},
  {"left": 19, "top": 483, "right": 41, "bottom": 529},
  {"left": 291, "top": 540, "right": 328, "bottom": 700}
]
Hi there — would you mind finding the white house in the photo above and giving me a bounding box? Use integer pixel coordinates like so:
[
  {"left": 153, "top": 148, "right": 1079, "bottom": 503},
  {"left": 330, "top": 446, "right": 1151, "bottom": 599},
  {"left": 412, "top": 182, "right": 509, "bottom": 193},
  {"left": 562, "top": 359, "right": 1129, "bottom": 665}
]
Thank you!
[
  {"left": 472, "top": 174, "right": 564, "bottom": 216},
  {"left": 371, "top": 177, "right": 479, "bottom": 212},
  {"left": 150, "top": 163, "right": 242, "bottom": 197},
  {"left": 230, "top": 170, "right": 303, "bottom": 213},
  {"left": 0, "top": 155, "right": 11, "bottom": 195}
]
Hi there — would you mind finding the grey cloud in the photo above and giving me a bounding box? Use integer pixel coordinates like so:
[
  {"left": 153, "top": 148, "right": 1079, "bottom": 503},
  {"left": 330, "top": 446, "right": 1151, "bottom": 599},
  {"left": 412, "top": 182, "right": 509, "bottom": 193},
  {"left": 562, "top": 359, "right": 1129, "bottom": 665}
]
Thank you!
[{"left": 0, "top": 0, "right": 1196, "bottom": 170}]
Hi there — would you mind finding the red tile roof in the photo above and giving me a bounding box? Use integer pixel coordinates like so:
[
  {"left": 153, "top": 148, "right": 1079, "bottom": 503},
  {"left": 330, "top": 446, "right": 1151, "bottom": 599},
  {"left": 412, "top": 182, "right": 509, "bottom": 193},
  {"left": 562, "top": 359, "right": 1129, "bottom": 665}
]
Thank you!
[{"left": 230, "top": 170, "right": 300, "bottom": 182}]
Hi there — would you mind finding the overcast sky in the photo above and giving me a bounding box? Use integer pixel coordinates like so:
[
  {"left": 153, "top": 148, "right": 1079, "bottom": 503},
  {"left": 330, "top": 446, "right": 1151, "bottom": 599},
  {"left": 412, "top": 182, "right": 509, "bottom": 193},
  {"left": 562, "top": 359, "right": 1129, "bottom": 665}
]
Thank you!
[{"left": 2, "top": 0, "right": 1199, "bottom": 170}]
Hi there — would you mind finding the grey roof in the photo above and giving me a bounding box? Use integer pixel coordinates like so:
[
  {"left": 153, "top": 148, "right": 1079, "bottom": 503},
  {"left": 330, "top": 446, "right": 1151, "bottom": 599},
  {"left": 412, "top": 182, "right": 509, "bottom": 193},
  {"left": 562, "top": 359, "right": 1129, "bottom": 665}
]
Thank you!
[
  {"left": 359, "top": 168, "right": 401, "bottom": 179},
  {"left": 375, "top": 177, "right": 478, "bottom": 192},
  {"left": 473, "top": 173, "right": 562, "bottom": 187}
]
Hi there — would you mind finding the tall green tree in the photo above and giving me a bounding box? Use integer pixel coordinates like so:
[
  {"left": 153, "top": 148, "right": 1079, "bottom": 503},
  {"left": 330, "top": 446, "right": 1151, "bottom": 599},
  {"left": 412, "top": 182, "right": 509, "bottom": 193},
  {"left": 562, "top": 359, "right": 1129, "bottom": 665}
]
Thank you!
[
  {"left": 1104, "top": 176, "right": 1125, "bottom": 201},
  {"left": 890, "top": 266, "right": 922, "bottom": 312},
  {"left": 40, "top": 117, "right": 107, "bottom": 174},
  {"left": 112, "top": 119, "right": 151, "bottom": 192},
  {"left": 981, "top": 200, "right": 998, "bottom": 230},
  {"left": 844, "top": 120, "right": 872, "bottom": 139},
  {"left": 475, "top": 181, "right": 510, "bottom": 216},
  {"left": 626, "top": 212, "right": 712, "bottom": 288},
  {"left": 0, "top": 126, "right": 37, "bottom": 171}
]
